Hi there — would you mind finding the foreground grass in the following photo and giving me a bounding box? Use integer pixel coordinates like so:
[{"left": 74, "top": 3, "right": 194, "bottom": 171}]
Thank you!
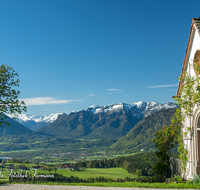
[
  {"left": 2, "top": 181, "right": 200, "bottom": 189},
  {"left": 0, "top": 167, "right": 137, "bottom": 182},
  {"left": 16, "top": 167, "right": 137, "bottom": 180}
]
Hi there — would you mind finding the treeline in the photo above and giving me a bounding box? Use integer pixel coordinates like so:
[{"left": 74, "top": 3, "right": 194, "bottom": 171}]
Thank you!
[
  {"left": 9, "top": 173, "right": 157, "bottom": 183},
  {"left": 76, "top": 152, "right": 156, "bottom": 176},
  {"left": 0, "top": 144, "right": 29, "bottom": 151},
  {"left": 6, "top": 158, "right": 23, "bottom": 163},
  {"left": 0, "top": 134, "right": 116, "bottom": 151}
]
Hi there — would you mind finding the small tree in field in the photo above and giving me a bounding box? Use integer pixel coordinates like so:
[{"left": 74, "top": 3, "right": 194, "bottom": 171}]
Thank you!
[
  {"left": 152, "top": 122, "right": 180, "bottom": 181},
  {"left": 0, "top": 64, "right": 27, "bottom": 127},
  {"left": 136, "top": 169, "right": 142, "bottom": 177}
]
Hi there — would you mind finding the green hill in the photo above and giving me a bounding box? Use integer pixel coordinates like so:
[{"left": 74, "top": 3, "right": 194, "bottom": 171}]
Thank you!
[
  {"left": 36, "top": 110, "right": 140, "bottom": 139},
  {"left": 109, "top": 108, "right": 177, "bottom": 154},
  {"left": 0, "top": 115, "right": 32, "bottom": 136}
]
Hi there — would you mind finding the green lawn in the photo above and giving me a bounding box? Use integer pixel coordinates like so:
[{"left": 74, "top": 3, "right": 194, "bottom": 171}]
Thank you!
[
  {"left": 40, "top": 167, "right": 137, "bottom": 179},
  {"left": 0, "top": 167, "right": 137, "bottom": 181},
  {"left": 1, "top": 167, "right": 200, "bottom": 188}
]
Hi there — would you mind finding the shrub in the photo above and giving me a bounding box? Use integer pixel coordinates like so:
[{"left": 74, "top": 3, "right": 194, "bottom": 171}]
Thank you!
[
  {"left": 190, "top": 174, "right": 200, "bottom": 183},
  {"left": 174, "top": 175, "right": 182, "bottom": 181}
]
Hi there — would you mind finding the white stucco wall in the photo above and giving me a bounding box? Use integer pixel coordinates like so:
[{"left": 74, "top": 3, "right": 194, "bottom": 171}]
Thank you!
[
  {"left": 186, "top": 28, "right": 200, "bottom": 76},
  {"left": 184, "top": 26, "right": 200, "bottom": 179}
]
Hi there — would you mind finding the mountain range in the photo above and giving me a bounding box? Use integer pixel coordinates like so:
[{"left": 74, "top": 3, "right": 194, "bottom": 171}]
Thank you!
[
  {"left": 9, "top": 101, "right": 175, "bottom": 130},
  {"left": 7, "top": 113, "right": 63, "bottom": 130},
  {"left": 0, "top": 101, "right": 177, "bottom": 153},
  {"left": 35, "top": 101, "right": 176, "bottom": 139}
]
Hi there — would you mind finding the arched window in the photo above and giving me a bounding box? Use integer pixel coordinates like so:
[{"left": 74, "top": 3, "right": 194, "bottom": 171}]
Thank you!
[{"left": 194, "top": 50, "right": 200, "bottom": 75}]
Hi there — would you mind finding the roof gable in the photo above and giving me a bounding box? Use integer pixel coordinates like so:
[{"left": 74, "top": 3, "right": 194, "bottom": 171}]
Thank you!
[
  {"left": 193, "top": 18, "right": 200, "bottom": 36},
  {"left": 177, "top": 18, "right": 200, "bottom": 96}
]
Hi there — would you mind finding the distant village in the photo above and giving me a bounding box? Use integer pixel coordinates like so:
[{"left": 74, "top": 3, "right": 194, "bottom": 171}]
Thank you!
[{"left": 1, "top": 162, "right": 79, "bottom": 172}]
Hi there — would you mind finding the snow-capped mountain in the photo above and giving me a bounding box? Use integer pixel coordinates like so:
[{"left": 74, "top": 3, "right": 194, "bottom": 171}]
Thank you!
[
  {"left": 86, "top": 101, "right": 176, "bottom": 118},
  {"left": 8, "top": 101, "right": 176, "bottom": 131},
  {"left": 16, "top": 113, "right": 63, "bottom": 123},
  {"left": 7, "top": 113, "right": 63, "bottom": 131},
  {"left": 36, "top": 101, "right": 177, "bottom": 139}
]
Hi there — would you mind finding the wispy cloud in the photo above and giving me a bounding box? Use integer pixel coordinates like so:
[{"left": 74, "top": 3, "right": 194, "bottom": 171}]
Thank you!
[
  {"left": 107, "top": 89, "right": 121, "bottom": 91},
  {"left": 106, "top": 89, "right": 123, "bottom": 94},
  {"left": 146, "top": 83, "right": 179, "bottom": 88},
  {"left": 20, "top": 97, "right": 82, "bottom": 106},
  {"left": 87, "top": 94, "right": 98, "bottom": 97}
]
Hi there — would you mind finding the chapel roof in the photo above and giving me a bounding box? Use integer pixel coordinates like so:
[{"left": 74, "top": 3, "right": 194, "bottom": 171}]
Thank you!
[
  {"left": 176, "top": 17, "right": 200, "bottom": 96},
  {"left": 193, "top": 17, "right": 200, "bottom": 35}
]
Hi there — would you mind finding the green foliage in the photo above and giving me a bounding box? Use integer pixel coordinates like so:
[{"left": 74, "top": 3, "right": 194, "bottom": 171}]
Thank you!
[
  {"left": 173, "top": 66, "right": 200, "bottom": 179},
  {"left": 173, "top": 175, "right": 182, "bottom": 182},
  {"left": 190, "top": 174, "right": 200, "bottom": 183},
  {"left": 152, "top": 62, "right": 200, "bottom": 180},
  {"left": 136, "top": 169, "right": 142, "bottom": 177},
  {"left": 7, "top": 158, "right": 23, "bottom": 163},
  {"left": 0, "top": 134, "right": 117, "bottom": 151},
  {"left": 152, "top": 123, "right": 180, "bottom": 180},
  {"left": 0, "top": 64, "right": 27, "bottom": 127},
  {"left": 76, "top": 152, "right": 156, "bottom": 177}
]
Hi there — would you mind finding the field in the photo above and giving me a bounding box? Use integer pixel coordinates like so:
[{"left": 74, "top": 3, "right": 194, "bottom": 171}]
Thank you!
[
  {"left": 40, "top": 168, "right": 137, "bottom": 179},
  {"left": 0, "top": 166, "right": 137, "bottom": 182}
]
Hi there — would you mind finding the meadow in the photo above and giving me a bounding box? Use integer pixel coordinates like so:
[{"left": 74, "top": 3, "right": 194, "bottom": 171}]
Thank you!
[
  {"left": 40, "top": 167, "right": 137, "bottom": 179},
  {"left": 1, "top": 163, "right": 200, "bottom": 189},
  {"left": 0, "top": 167, "right": 137, "bottom": 181}
]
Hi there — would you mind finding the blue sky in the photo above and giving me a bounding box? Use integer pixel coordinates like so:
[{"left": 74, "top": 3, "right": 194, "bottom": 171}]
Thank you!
[{"left": 0, "top": 0, "right": 199, "bottom": 115}]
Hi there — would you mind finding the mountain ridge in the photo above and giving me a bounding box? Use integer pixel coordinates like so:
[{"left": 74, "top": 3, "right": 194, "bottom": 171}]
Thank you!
[
  {"left": 36, "top": 101, "right": 176, "bottom": 139},
  {"left": 0, "top": 115, "right": 32, "bottom": 136},
  {"left": 9, "top": 101, "right": 175, "bottom": 127},
  {"left": 109, "top": 107, "right": 177, "bottom": 153}
]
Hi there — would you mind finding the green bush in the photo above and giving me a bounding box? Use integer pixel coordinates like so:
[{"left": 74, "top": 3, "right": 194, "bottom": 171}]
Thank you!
[
  {"left": 174, "top": 175, "right": 182, "bottom": 181},
  {"left": 136, "top": 169, "right": 142, "bottom": 177},
  {"left": 190, "top": 174, "right": 200, "bottom": 183}
]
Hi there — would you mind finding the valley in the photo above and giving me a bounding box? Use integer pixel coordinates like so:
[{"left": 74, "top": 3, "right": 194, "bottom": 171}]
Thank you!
[{"left": 0, "top": 102, "right": 177, "bottom": 164}]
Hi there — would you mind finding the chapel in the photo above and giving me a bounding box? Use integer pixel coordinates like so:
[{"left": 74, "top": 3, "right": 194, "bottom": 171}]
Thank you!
[{"left": 177, "top": 17, "right": 200, "bottom": 178}]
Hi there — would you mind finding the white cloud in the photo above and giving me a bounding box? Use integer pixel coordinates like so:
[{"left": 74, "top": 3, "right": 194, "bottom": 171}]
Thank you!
[
  {"left": 107, "top": 89, "right": 121, "bottom": 91},
  {"left": 106, "top": 89, "right": 122, "bottom": 94},
  {"left": 87, "top": 94, "right": 98, "bottom": 97},
  {"left": 146, "top": 83, "right": 179, "bottom": 88},
  {"left": 20, "top": 97, "right": 82, "bottom": 106}
]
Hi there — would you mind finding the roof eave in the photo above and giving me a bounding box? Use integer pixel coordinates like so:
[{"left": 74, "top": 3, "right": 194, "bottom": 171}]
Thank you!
[{"left": 176, "top": 22, "right": 195, "bottom": 96}]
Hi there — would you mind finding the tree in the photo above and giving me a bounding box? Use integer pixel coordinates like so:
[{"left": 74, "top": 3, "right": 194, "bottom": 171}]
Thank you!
[
  {"left": 173, "top": 65, "right": 200, "bottom": 179},
  {"left": 0, "top": 64, "right": 27, "bottom": 127},
  {"left": 48, "top": 166, "right": 52, "bottom": 174},
  {"left": 135, "top": 169, "right": 142, "bottom": 177},
  {"left": 53, "top": 166, "right": 58, "bottom": 174},
  {"left": 152, "top": 123, "right": 180, "bottom": 181}
]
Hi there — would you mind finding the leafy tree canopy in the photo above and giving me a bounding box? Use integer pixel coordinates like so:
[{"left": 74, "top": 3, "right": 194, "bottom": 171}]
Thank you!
[{"left": 0, "top": 64, "right": 27, "bottom": 127}]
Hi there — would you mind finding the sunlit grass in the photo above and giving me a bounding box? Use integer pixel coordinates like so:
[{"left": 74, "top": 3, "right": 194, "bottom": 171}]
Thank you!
[{"left": 35, "top": 167, "right": 137, "bottom": 180}]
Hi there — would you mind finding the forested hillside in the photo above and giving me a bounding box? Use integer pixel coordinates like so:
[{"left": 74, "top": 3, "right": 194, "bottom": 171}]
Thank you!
[
  {"left": 36, "top": 102, "right": 175, "bottom": 139},
  {"left": 0, "top": 115, "right": 32, "bottom": 136},
  {"left": 110, "top": 108, "right": 177, "bottom": 153}
]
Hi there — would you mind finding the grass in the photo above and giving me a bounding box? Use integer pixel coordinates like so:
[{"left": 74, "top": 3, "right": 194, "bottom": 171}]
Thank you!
[
  {"left": 1, "top": 163, "right": 200, "bottom": 188},
  {"left": 1, "top": 167, "right": 200, "bottom": 188},
  {"left": 37, "top": 167, "right": 137, "bottom": 179},
  {"left": 0, "top": 167, "right": 136, "bottom": 181}
]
